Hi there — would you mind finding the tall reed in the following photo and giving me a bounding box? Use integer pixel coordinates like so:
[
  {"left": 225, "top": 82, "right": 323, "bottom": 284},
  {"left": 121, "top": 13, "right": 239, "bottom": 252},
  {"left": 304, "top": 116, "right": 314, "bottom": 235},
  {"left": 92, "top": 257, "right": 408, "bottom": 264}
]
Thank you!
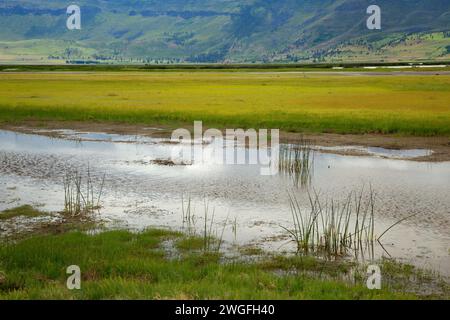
[
  {"left": 283, "top": 188, "right": 380, "bottom": 258},
  {"left": 181, "top": 196, "right": 228, "bottom": 253},
  {"left": 279, "top": 138, "right": 314, "bottom": 187},
  {"left": 63, "top": 167, "right": 105, "bottom": 217}
]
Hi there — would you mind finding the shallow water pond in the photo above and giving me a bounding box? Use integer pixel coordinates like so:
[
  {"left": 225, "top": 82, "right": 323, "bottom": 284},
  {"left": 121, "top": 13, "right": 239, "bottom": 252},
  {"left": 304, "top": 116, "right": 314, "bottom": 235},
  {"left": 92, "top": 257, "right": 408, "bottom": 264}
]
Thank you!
[{"left": 0, "top": 129, "right": 449, "bottom": 275}]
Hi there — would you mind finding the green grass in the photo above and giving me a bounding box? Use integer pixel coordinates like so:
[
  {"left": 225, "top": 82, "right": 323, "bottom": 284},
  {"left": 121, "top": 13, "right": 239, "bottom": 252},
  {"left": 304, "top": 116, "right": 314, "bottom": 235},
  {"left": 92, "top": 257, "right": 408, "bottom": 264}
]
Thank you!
[
  {"left": 175, "top": 236, "right": 206, "bottom": 252},
  {"left": 0, "top": 71, "right": 449, "bottom": 136},
  {"left": 0, "top": 228, "right": 422, "bottom": 300},
  {"left": 0, "top": 205, "right": 45, "bottom": 220},
  {"left": 1, "top": 205, "right": 446, "bottom": 299}
]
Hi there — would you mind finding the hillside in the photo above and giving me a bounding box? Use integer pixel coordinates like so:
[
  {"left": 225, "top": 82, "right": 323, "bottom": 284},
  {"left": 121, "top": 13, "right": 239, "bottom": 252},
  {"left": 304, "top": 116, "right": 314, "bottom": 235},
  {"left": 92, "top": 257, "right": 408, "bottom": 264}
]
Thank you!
[{"left": 0, "top": 0, "right": 449, "bottom": 63}]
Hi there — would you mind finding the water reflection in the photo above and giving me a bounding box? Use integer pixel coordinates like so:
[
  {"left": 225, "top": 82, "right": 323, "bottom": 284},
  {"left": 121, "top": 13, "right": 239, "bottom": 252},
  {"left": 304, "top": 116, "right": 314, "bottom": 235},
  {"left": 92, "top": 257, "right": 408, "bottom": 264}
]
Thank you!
[{"left": 0, "top": 129, "right": 449, "bottom": 275}]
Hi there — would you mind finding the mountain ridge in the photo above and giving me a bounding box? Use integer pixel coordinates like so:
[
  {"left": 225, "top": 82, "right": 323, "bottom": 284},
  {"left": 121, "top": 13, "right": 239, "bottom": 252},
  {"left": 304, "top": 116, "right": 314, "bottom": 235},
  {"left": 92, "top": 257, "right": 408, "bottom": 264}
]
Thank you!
[{"left": 0, "top": 0, "right": 449, "bottom": 63}]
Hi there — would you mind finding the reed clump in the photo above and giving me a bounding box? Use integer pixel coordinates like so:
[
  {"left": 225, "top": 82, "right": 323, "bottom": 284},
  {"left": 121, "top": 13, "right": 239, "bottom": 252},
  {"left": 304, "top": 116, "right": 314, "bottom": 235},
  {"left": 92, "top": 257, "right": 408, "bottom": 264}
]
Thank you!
[
  {"left": 181, "top": 195, "right": 228, "bottom": 253},
  {"left": 279, "top": 139, "right": 314, "bottom": 187},
  {"left": 63, "top": 167, "right": 105, "bottom": 217},
  {"left": 283, "top": 187, "right": 383, "bottom": 258}
]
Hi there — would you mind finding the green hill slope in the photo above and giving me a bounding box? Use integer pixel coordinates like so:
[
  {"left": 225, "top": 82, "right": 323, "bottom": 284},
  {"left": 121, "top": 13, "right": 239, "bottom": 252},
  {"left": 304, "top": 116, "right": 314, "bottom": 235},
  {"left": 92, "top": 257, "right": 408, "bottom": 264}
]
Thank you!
[{"left": 0, "top": 0, "right": 449, "bottom": 63}]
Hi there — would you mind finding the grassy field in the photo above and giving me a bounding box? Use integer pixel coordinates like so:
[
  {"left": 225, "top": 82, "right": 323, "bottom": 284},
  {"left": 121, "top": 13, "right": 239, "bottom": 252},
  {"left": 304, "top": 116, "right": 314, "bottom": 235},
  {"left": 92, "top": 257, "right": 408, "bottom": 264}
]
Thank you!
[
  {"left": 0, "top": 71, "right": 449, "bottom": 136},
  {"left": 0, "top": 205, "right": 426, "bottom": 300}
]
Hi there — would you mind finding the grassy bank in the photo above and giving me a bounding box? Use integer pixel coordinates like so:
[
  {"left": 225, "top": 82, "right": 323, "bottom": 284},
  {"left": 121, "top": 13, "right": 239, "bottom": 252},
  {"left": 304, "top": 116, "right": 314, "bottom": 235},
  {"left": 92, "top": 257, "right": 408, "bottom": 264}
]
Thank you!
[
  {"left": 0, "top": 228, "right": 414, "bottom": 300},
  {"left": 1, "top": 206, "right": 448, "bottom": 300},
  {"left": 0, "top": 205, "right": 45, "bottom": 221},
  {"left": 0, "top": 72, "right": 449, "bottom": 136}
]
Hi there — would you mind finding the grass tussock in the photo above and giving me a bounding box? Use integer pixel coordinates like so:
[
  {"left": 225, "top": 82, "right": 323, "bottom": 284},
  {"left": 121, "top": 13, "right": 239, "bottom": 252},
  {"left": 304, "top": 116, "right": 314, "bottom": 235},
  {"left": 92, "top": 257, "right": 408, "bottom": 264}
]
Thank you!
[
  {"left": 284, "top": 188, "right": 383, "bottom": 258},
  {"left": 0, "top": 205, "right": 45, "bottom": 221}
]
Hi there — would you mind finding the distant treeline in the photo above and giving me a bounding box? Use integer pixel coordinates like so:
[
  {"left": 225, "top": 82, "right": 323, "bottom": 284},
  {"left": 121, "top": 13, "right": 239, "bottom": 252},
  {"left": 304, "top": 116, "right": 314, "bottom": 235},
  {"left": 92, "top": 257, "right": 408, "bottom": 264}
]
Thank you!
[{"left": 0, "top": 61, "right": 448, "bottom": 72}]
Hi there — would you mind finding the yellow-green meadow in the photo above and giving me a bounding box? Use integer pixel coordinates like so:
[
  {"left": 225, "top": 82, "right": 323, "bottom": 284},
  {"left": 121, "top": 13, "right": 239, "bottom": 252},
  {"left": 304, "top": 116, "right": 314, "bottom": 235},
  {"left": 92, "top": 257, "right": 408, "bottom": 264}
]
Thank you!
[{"left": 0, "top": 71, "right": 449, "bottom": 136}]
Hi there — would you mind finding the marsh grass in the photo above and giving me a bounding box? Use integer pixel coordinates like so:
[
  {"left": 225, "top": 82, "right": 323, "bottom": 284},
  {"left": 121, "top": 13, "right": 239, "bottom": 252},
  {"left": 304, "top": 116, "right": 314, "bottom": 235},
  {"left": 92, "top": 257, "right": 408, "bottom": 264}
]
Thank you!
[
  {"left": 279, "top": 139, "right": 314, "bottom": 187},
  {"left": 63, "top": 167, "right": 105, "bottom": 217},
  {"left": 181, "top": 194, "right": 196, "bottom": 236},
  {"left": 0, "top": 205, "right": 45, "bottom": 220},
  {"left": 283, "top": 188, "right": 383, "bottom": 258},
  {"left": 0, "top": 205, "right": 100, "bottom": 245},
  {"left": 181, "top": 196, "right": 228, "bottom": 253},
  {"left": 0, "top": 204, "right": 445, "bottom": 299},
  {"left": 0, "top": 228, "right": 423, "bottom": 300}
]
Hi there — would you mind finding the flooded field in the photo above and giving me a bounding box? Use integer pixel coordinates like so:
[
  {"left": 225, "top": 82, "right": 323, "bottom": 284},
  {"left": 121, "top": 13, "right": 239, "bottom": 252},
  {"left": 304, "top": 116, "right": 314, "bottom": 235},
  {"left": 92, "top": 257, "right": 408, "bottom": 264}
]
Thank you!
[{"left": 0, "top": 129, "right": 449, "bottom": 276}]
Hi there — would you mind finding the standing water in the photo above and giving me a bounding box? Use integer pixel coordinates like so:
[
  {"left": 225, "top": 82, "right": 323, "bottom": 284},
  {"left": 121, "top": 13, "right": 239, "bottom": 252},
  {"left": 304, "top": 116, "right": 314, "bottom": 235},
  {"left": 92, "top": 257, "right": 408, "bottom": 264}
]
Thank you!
[{"left": 0, "top": 129, "right": 449, "bottom": 275}]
